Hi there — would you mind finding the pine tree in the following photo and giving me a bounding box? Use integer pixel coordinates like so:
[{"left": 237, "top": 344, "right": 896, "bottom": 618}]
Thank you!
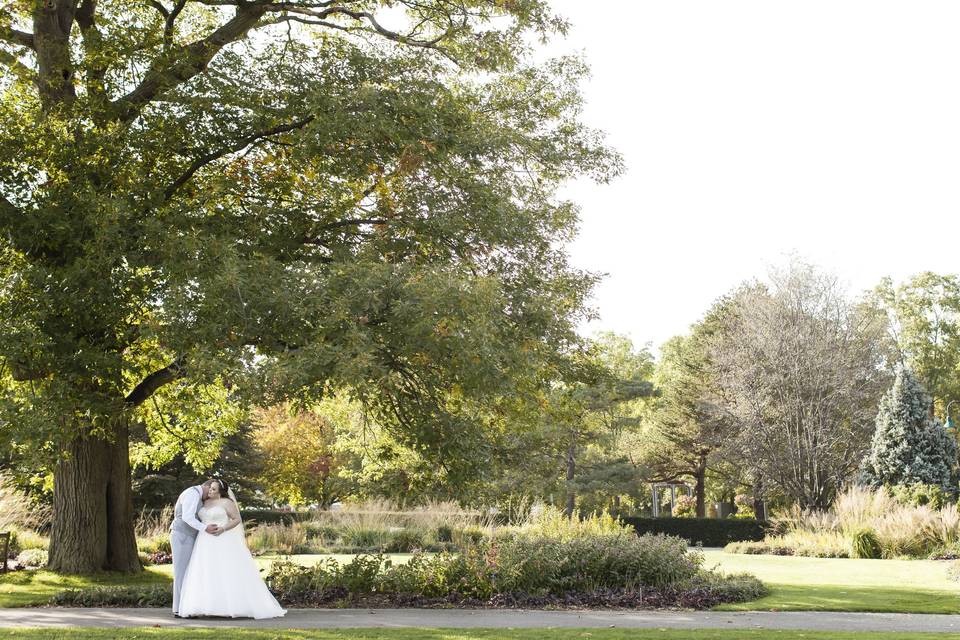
[{"left": 864, "top": 368, "right": 957, "bottom": 491}]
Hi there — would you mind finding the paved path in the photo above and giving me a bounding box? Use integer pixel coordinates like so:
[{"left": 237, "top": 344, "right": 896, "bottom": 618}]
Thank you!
[{"left": 2, "top": 608, "right": 960, "bottom": 632}]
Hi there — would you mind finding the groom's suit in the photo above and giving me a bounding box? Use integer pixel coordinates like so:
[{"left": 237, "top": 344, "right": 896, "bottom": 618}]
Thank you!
[{"left": 171, "top": 485, "right": 206, "bottom": 615}]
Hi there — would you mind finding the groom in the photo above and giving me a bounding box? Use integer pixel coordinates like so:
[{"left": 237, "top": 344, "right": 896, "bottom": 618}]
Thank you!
[{"left": 170, "top": 479, "right": 224, "bottom": 617}]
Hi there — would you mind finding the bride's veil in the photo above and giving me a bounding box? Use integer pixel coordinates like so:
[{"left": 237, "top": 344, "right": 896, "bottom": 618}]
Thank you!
[{"left": 226, "top": 486, "right": 247, "bottom": 541}]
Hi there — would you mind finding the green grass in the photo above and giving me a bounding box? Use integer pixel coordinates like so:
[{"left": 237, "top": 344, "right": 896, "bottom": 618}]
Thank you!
[
  {"left": 1, "top": 631, "right": 959, "bottom": 640},
  {"left": 3, "top": 550, "right": 959, "bottom": 614},
  {"left": 702, "top": 549, "right": 960, "bottom": 613},
  {"left": 0, "top": 569, "right": 170, "bottom": 608}
]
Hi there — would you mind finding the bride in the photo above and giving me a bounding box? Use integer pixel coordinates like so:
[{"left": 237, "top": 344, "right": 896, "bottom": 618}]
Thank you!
[{"left": 177, "top": 478, "right": 286, "bottom": 619}]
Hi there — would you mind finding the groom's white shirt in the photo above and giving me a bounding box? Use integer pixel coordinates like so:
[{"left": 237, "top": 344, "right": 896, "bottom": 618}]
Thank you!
[{"left": 174, "top": 485, "right": 205, "bottom": 532}]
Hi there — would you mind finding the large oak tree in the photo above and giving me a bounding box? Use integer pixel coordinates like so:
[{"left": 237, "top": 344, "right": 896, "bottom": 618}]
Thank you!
[{"left": 0, "top": 0, "right": 617, "bottom": 572}]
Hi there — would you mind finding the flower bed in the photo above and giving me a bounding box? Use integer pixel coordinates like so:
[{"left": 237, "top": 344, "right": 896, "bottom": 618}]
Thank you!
[{"left": 265, "top": 534, "right": 765, "bottom": 609}]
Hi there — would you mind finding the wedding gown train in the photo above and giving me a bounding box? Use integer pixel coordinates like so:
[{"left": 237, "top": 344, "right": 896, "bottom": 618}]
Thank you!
[{"left": 176, "top": 504, "right": 286, "bottom": 619}]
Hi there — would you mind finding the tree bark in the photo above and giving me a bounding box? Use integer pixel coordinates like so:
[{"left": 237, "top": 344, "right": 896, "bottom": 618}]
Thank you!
[
  {"left": 564, "top": 441, "right": 576, "bottom": 518},
  {"left": 47, "top": 419, "right": 141, "bottom": 573},
  {"left": 694, "top": 453, "right": 707, "bottom": 518},
  {"left": 752, "top": 474, "right": 766, "bottom": 521}
]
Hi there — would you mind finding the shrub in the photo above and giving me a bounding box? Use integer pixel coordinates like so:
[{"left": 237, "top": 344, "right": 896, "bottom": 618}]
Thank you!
[
  {"left": 435, "top": 524, "right": 453, "bottom": 543},
  {"left": 788, "top": 531, "right": 850, "bottom": 558},
  {"left": 672, "top": 495, "right": 696, "bottom": 518},
  {"left": 724, "top": 531, "right": 850, "bottom": 558},
  {"left": 751, "top": 486, "right": 960, "bottom": 559},
  {"left": 724, "top": 541, "right": 793, "bottom": 556},
  {"left": 303, "top": 522, "right": 340, "bottom": 542},
  {"left": 338, "top": 554, "right": 387, "bottom": 593},
  {"left": 385, "top": 529, "right": 426, "bottom": 553},
  {"left": 451, "top": 526, "right": 487, "bottom": 549},
  {"left": 732, "top": 494, "right": 755, "bottom": 520},
  {"left": 137, "top": 534, "right": 171, "bottom": 555},
  {"left": 0, "top": 474, "right": 49, "bottom": 532},
  {"left": 266, "top": 533, "right": 762, "bottom": 609},
  {"left": 341, "top": 526, "right": 391, "bottom": 550},
  {"left": 519, "top": 507, "right": 625, "bottom": 541},
  {"left": 851, "top": 528, "right": 882, "bottom": 559},
  {"left": 685, "top": 571, "right": 769, "bottom": 603},
  {"left": 50, "top": 585, "right": 171, "bottom": 607},
  {"left": 621, "top": 517, "right": 766, "bottom": 547},
  {"left": 134, "top": 506, "right": 173, "bottom": 540},
  {"left": 246, "top": 522, "right": 309, "bottom": 555},
  {"left": 494, "top": 533, "right": 700, "bottom": 593},
  {"left": 16, "top": 548, "right": 47, "bottom": 568},
  {"left": 13, "top": 530, "right": 48, "bottom": 551},
  {"left": 888, "top": 483, "right": 949, "bottom": 509}
]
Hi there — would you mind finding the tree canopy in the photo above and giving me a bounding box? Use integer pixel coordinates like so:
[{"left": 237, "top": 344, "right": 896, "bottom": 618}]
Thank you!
[{"left": 0, "top": 0, "right": 618, "bottom": 572}]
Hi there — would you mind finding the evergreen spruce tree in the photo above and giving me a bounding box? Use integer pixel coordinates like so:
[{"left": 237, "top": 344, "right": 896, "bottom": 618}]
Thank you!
[{"left": 864, "top": 368, "right": 957, "bottom": 491}]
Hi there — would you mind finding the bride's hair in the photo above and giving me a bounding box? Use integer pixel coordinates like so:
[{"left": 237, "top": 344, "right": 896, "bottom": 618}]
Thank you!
[{"left": 213, "top": 477, "right": 231, "bottom": 500}]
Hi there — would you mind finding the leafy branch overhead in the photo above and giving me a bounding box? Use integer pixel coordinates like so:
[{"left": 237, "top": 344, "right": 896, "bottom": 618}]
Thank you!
[{"left": 0, "top": 1, "right": 619, "bottom": 572}]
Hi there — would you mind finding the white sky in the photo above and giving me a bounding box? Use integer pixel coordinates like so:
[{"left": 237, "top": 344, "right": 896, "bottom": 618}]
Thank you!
[{"left": 543, "top": 1, "right": 960, "bottom": 352}]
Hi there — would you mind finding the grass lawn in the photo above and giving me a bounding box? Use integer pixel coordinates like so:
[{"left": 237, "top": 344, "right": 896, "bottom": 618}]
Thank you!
[
  {"left": 701, "top": 549, "right": 960, "bottom": 614},
  {"left": 0, "top": 569, "right": 170, "bottom": 608},
  {"left": 3, "top": 550, "right": 959, "bottom": 614},
  {"left": 1, "top": 630, "right": 960, "bottom": 640}
]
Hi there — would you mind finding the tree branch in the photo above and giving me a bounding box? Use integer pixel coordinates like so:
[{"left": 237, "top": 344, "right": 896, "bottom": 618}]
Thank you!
[
  {"left": 264, "top": 4, "right": 459, "bottom": 51},
  {"left": 0, "top": 8, "right": 34, "bottom": 50},
  {"left": 164, "top": 0, "right": 188, "bottom": 46},
  {"left": 146, "top": 1, "right": 170, "bottom": 19},
  {"left": 0, "top": 48, "right": 35, "bottom": 85},
  {"left": 75, "top": 0, "right": 111, "bottom": 104},
  {"left": 163, "top": 116, "right": 314, "bottom": 200},
  {"left": 31, "top": 2, "right": 78, "bottom": 108},
  {"left": 125, "top": 358, "right": 185, "bottom": 407},
  {"left": 111, "top": 4, "right": 269, "bottom": 122}
]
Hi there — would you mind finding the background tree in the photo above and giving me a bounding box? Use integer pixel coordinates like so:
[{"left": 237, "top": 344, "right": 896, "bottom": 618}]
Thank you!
[
  {"left": 251, "top": 400, "right": 356, "bottom": 508},
  {"left": 709, "top": 262, "right": 891, "bottom": 510},
  {"left": 862, "top": 367, "right": 957, "bottom": 492},
  {"left": 0, "top": 1, "right": 618, "bottom": 572},
  {"left": 131, "top": 423, "right": 268, "bottom": 510},
  {"left": 871, "top": 273, "right": 960, "bottom": 417},
  {"left": 640, "top": 310, "right": 737, "bottom": 517},
  {"left": 548, "top": 333, "right": 655, "bottom": 516}
]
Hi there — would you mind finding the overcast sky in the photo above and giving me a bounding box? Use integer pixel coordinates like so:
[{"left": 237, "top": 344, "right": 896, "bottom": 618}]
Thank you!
[{"left": 542, "top": 1, "right": 960, "bottom": 352}]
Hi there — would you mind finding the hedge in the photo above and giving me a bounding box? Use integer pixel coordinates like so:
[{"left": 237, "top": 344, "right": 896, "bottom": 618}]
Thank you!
[{"left": 619, "top": 517, "right": 768, "bottom": 547}]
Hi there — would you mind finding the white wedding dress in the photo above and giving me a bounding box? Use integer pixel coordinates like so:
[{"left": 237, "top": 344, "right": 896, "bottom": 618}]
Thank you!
[{"left": 177, "top": 503, "right": 286, "bottom": 619}]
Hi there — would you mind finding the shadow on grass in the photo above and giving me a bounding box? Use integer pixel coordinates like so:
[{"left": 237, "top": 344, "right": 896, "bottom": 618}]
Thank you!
[{"left": 0, "top": 569, "right": 170, "bottom": 608}]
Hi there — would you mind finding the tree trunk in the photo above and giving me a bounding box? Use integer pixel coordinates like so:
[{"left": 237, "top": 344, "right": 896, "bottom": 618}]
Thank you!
[
  {"left": 695, "top": 454, "right": 707, "bottom": 518},
  {"left": 47, "top": 419, "right": 141, "bottom": 574},
  {"left": 564, "top": 442, "right": 576, "bottom": 518},
  {"left": 751, "top": 472, "right": 767, "bottom": 521}
]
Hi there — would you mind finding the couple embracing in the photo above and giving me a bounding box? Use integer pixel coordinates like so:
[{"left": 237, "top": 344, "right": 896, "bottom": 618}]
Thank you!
[{"left": 170, "top": 478, "right": 286, "bottom": 619}]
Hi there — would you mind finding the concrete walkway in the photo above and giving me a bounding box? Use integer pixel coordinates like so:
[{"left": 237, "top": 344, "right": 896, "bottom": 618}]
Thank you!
[{"left": 2, "top": 608, "right": 960, "bottom": 633}]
